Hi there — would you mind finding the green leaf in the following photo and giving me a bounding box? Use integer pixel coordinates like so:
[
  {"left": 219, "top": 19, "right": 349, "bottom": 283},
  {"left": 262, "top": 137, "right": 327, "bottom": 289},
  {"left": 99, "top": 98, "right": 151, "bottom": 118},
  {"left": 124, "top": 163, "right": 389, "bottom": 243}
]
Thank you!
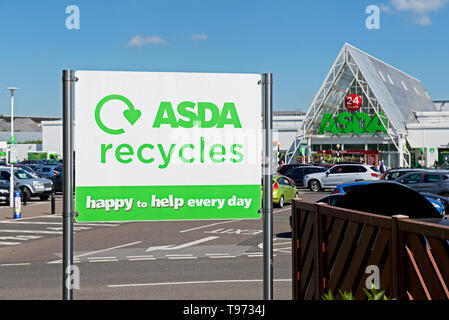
[{"left": 322, "top": 290, "right": 335, "bottom": 300}]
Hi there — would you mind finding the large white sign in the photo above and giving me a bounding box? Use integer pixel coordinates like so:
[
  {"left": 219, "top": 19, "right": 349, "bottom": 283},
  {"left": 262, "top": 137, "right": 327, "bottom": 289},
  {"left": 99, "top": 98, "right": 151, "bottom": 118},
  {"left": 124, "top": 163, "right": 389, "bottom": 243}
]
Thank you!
[{"left": 75, "top": 71, "right": 262, "bottom": 221}]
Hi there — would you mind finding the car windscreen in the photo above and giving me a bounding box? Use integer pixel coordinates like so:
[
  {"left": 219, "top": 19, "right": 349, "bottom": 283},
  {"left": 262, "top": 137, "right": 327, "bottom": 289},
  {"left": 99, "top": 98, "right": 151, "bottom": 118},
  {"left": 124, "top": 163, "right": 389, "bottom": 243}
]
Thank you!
[{"left": 14, "top": 170, "right": 34, "bottom": 179}]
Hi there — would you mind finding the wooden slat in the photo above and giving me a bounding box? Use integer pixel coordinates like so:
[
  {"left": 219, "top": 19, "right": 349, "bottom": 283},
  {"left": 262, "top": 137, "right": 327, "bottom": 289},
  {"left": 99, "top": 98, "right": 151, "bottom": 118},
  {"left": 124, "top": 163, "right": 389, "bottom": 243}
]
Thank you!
[
  {"left": 317, "top": 203, "right": 393, "bottom": 229},
  {"left": 340, "top": 225, "right": 377, "bottom": 293},
  {"left": 427, "top": 238, "right": 449, "bottom": 288},
  {"left": 355, "top": 229, "right": 390, "bottom": 298},
  {"left": 326, "top": 221, "right": 361, "bottom": 292},
  {"left": 324, "top": 219, "right": 348, "bottom": 268},
  {"left": 404, "top": 246, "right": 429, "bottom": 300},
  {"left": 299, "top": 242, "right": 314, "bottom": 297},
  {"left": 299, "top": 214, "right": 314, "bottom": 264},
  {"left": 406, "top": 234, "right": 446, "bottom": 299}
]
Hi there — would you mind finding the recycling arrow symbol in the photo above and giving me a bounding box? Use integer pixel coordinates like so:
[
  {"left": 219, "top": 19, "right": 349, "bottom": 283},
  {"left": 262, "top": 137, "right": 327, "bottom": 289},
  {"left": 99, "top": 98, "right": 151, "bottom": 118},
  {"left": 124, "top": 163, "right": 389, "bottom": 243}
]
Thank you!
[{"left": 95, "top": 94, "right": 142, "bottom": 135}]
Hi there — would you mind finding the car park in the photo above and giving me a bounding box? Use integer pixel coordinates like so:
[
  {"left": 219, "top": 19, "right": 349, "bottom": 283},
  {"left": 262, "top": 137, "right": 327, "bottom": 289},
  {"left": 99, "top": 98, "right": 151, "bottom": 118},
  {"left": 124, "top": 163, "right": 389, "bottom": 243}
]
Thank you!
[
  {"left": 283, "top": 166, "right": 327, "bottom": 187},
  {"left": 394, "top": 171, "right": 449, "bottom": 197},
  {"left": 303, "top": 164, "right": 380, "bottom": 192},
  {"left": 0, "top": 167, "right": 53, "bottom": 201}
]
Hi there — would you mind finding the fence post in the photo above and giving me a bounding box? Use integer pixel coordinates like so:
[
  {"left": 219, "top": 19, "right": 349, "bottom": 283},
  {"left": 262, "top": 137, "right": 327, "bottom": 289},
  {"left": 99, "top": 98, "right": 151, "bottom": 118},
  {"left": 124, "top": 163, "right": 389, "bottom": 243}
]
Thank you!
[
  {"left": 391, "top": 214, "right": 408, "bottom": 300},
  {"left": 313, "top": 203, "right": 324, "bottom": 300},
  {"left": 292, "top": 199, "right": 297, "bottom": 300}
]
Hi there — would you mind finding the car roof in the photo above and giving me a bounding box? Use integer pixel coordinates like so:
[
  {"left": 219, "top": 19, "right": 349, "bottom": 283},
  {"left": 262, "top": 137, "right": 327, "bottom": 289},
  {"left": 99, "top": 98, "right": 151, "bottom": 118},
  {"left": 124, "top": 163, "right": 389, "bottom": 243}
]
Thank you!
[{"left": 336, "top": 181, "right": 401, "bottom": 188}]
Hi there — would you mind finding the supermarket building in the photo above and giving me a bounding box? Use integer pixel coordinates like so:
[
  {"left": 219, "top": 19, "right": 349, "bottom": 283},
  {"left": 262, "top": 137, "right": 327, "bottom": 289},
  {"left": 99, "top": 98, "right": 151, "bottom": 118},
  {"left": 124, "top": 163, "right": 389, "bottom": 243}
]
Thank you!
[{"left": 285, "top": 43, "right": 449, "bottom": 168}]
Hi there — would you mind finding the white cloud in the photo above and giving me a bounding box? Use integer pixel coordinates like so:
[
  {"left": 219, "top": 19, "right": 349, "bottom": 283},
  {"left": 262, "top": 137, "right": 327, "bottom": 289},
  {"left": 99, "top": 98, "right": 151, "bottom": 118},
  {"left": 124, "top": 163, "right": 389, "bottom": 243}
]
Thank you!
[
  {"left": 380, "top": 3, "right": 394, "bottom": 13},
  {"left": 191, "top": 33, "right": 208, "bottom": 41},
  {"left": 415, "top": 14, "right": 433, "bottom": 24},
  {"left": 387, "top": 0, "right": 448, "bottom": 25},
  {"left": 391, "top": 0, "right": 448, "bottom": 13},
  {"left": 126, "top": 35, "right": 168, "bottom": 47}
]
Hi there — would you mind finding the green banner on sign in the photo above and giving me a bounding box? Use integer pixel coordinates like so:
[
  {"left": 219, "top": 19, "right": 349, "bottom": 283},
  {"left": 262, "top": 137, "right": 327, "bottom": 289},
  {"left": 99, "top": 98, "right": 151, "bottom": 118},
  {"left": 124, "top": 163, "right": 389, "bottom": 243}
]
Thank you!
[{"left": 75, "top": 184, "right": 261, "bottom": 222}]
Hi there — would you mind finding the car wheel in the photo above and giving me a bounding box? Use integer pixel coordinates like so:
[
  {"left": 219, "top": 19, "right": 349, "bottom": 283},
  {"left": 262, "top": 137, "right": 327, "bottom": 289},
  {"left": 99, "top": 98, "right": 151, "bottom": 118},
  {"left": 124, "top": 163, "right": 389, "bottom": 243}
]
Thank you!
[
  {"left": 309, "top": 180, "right": 321, "bottom": 192},
  {"left": 278, "top": 196, "right": 284, "bottom": 208},
  {"left": 21, "top": 187, "right": 31, "bottom": 202},
  {"left": 39, "top": 195, "right": 49, "bottom": 201}
]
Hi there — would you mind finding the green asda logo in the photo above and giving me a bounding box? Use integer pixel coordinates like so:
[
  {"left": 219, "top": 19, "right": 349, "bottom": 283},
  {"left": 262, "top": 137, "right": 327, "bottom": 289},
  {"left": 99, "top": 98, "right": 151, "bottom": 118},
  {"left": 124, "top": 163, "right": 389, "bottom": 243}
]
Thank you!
[
  {"left": 95, "top": 94, "right": 241, "bottom": 135},
  {"left": 95, "top": 94, "right": 244, "bottom": 168},
  {"left": 318, "top": 112, "right": 387, "bottom": 134}
]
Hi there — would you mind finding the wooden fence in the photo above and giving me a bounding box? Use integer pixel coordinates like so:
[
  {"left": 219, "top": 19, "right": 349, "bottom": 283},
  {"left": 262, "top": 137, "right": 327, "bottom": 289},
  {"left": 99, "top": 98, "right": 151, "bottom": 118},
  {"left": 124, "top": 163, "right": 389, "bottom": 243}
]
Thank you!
[{"left": 292, "top": 199, "right": 449, "bottom": 300}]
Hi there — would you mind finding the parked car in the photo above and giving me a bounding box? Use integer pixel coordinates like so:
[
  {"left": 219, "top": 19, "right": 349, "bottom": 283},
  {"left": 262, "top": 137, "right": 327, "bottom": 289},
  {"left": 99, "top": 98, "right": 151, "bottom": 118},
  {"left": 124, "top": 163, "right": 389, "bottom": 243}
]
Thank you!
[
  {"left": 283, "top": 166, "right": 327, "bottom": 187},
  {"left": 312, "top": 163, "right": 335, "bottom": 169},
  {"left": 0, "top": 167, "right": 53, "bottom": 201},
  {"left": 330, "top": 182, "right": 444, "bottom": 223},
  {"left": 0, "top": 183, "right": 20, "bottom": 205},
  {"left": 277, "top": 164, "right": 311, "bottom": 175},
  {"left": 394, "top": 171, "right": 449, "bottom": 197},
  {"left": 381, "top": 167, "right": 428, "bottom": 181},
  {"left": 303, "top": 164, "right": 380, "bottom": 192},
  {"left": 289, "top": 183, "right": 446, "bottom": 228},
  {"left": 13, "top": 164, "right": 39, "bottom": 178},
  {"left": 50, "top": 172, "right": 63, "bottom": 193},
  {"left": 32, "top": 164, "right": 63, "bottom": 179},
  {"left": 330, "top": 181, "right": 447, "bottom": 215},
  {"left": 271, "top": 175, "right": 299, "bottom": 208}
]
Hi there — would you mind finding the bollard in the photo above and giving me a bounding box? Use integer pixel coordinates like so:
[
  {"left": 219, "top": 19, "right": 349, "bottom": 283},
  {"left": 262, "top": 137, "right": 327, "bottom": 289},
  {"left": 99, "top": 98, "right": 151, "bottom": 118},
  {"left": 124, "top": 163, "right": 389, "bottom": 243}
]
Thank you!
[
  {"left": 51, "top": 185, "right": 55, "bottom": 215},
  {"left": 13, "top": 191, "right": 21, "bottom": 219}
]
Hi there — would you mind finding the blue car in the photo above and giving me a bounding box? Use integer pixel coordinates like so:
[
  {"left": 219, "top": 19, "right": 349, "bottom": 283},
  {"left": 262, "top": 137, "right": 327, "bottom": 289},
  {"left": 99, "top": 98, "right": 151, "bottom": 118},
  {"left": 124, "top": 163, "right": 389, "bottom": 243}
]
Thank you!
[{"left": 330, "top": 181, "right": 446, "bottom": 215}]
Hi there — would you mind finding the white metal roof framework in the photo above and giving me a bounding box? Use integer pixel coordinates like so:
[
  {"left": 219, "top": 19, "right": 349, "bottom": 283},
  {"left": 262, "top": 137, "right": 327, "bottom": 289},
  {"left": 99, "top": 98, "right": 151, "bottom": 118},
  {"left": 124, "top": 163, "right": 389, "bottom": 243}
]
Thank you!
[{"left": 285, "top": 43, "right": 437, "bottom": 166}]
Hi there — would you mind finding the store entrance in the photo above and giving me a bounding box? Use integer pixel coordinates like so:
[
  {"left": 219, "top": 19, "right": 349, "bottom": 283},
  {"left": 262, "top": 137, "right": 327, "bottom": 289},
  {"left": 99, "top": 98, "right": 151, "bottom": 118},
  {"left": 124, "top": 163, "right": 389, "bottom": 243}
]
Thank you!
[{"left": 316, "top": 150, "right": 378, "bottom": 165}]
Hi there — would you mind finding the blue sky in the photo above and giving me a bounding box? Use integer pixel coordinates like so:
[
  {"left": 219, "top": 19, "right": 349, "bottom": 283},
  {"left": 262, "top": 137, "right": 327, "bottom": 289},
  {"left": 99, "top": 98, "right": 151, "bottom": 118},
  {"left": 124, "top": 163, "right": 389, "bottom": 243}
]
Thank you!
[{"left": 0, "top": 0, "right": 448, "bottom": 117}]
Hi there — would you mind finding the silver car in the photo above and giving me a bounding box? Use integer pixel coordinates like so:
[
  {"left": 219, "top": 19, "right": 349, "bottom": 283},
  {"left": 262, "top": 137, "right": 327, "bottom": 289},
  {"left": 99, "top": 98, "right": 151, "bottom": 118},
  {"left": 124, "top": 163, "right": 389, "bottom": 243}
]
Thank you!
[
  {"left": 0, "top": 167, "right": 53, "bottom": 201},
  {"left": 303, "top": 164, "right": 380, "bottom": 192}
]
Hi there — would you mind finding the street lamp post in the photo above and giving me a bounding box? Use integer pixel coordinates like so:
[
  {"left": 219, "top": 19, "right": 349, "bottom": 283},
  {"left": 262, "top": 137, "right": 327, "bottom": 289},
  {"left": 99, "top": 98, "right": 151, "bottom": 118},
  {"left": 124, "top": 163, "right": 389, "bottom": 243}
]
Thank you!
[{"left": 5, "top": 87, "right": 20, "bottom": 208}]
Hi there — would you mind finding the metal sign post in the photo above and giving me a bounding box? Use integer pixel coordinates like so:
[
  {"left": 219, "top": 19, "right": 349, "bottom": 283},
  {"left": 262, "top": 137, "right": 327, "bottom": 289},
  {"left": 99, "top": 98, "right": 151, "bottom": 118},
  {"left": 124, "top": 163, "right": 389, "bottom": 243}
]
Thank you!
[
  {"left": 262, "top": 73, "right": 273, "bottom": 300},
  {"left": 62, "top": 70, "right": 75, "bottom": 300}
]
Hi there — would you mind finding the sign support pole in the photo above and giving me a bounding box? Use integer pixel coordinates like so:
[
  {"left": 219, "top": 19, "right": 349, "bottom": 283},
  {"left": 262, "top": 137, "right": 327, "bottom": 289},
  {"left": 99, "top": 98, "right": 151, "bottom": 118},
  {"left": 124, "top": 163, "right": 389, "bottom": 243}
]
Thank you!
[
  {"left": 62, "top": 70, "right": 75, "bottom": 300},
  {"left": 262, "top": 73, "right": 273, "bottom": 300}
]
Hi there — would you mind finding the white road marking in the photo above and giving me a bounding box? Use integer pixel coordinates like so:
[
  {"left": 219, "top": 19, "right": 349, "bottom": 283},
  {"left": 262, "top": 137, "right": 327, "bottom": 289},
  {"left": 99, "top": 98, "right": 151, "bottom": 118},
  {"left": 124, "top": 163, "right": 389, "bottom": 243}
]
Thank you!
[
  {"left": 165, "top": 254, "right": 194, "bottom": 257},
  {"left": 87, "top": 256, "right": 116, "bottom": 260},
  {"left": 0, "top": 229, "right": 62, "bottom": 234},
  {"left": 208, "top": 255, "right": 236, "bottom": 259},
  {"left": 1, "top": 263, "right": 31, "bottom": 267},
  {"left": 129, "top": 257, "right": 156, "bottom": 261},
  {"left": 0, "top": 221, "right": 120, "bottom": 227},
  {"left": 0, "top": 241, "right": 21, "bottom": 245},
  {"left": 89, "top": 259, "right": 118, "bottom": 263},
  {"left": 179, "top": 220, "right": 242, "bottom": 233},
  {"left": 74, "top": 241, "right": 142, "bottom": 259},
  {"left": 167, "top": 256, "right": 198, "bottom": 260},
  {"left": 126, "top": 255, "right": 155, "bottom": 259},
  {"left": 108, "top": 279, "right": 291, "bottom": 288},
  {"left": 146, "top": 236, "right": 218, "bottom": 252}
]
